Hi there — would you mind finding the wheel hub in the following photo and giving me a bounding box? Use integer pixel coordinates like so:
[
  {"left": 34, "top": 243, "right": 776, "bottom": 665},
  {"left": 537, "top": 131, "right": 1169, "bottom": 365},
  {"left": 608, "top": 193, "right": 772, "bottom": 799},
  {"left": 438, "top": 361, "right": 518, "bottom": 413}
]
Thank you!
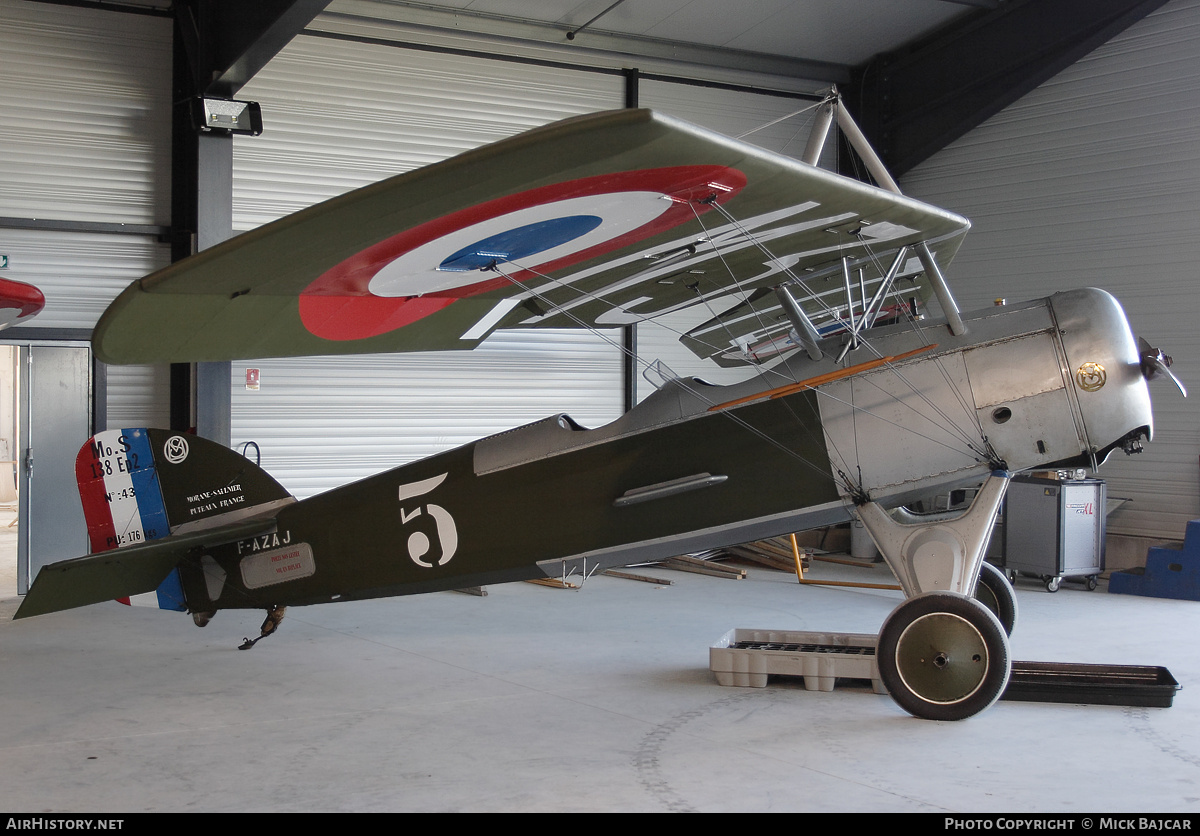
[{"left": 894, "top": 612, "right": 989, "bottom": 704}]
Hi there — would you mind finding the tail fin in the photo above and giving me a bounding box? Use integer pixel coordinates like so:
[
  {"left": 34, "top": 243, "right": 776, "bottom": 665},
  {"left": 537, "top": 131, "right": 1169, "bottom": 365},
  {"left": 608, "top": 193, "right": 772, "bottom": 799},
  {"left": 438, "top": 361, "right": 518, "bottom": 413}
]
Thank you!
[{"left": 74, "top": 429, "right": 293, "bottom": 612}]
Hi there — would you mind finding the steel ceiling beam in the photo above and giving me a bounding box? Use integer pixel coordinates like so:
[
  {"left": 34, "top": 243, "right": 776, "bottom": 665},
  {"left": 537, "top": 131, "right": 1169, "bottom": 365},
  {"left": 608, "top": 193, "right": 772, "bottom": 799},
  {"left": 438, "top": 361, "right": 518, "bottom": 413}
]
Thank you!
[
  {"left": 170, "top": 1, "right": 330, "bottom": 441},
  {"left": 935, "top": 0, "right": 1002, "bottom": 8},
  {"left": 318, "top": 3, "right": 850, "bottom": 85},
  {"left": 175, "top": 0, "right": 332, "bottom": 97},
  {"left": 846, "top": 0, "right": 1171, "bottom": 177}
]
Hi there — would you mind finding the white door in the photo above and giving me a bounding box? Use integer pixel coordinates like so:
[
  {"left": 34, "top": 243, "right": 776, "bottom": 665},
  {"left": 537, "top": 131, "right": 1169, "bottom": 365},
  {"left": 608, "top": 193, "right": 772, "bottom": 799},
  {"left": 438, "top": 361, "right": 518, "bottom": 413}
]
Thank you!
[{"left": 18, "top": 345, "right": 90, "bottom": 593}]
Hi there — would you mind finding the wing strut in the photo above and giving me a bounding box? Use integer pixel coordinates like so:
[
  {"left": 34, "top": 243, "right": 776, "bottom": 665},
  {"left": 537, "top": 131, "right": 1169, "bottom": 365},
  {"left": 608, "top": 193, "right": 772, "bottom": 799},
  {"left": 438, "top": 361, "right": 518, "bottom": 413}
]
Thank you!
[
  {"left": 801, "top": 99, "right": 836, "bottom": 166},
  {"left": 916, "top": 242, "right": 967, "bottom": 336},
  {"left": 773, "top": 284, "right": 823, "bottom": 361},
  {"left": 862, "top": 246, "right": 908, "bottom": 330},
  {"left": 832, "top": 93, "right": 969, "bottom": 336},
  {"left": 840, "top": 257, "right": 859, "bottom": 338},
  {"left": 835, "top": 99, "right": 901, "bottom": 195}
]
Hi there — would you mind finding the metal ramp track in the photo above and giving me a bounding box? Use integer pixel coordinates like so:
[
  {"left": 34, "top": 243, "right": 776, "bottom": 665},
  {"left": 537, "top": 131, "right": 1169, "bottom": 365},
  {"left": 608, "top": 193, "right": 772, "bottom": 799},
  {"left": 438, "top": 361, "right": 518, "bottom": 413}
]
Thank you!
[{"left": 710, "top": 629, "right": 1179, "bottom": 707}]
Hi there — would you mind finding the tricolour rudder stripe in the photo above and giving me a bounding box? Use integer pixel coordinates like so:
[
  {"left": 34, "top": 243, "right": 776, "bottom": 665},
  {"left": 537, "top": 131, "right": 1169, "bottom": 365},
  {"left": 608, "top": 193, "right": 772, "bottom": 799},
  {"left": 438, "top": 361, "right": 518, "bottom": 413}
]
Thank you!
[{"left": 74, "top": 428, "right": 185, "bottom": 611}]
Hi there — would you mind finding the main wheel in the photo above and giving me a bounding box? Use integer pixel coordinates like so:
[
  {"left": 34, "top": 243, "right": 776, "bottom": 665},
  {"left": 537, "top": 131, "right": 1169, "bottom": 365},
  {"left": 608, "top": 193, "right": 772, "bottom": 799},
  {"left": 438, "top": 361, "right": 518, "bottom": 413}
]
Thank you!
[
  {"left": 973, "top": 561, "right": 1018, "bottom": 636},
  {"left": 877, "top": 593, "right": 1011, "bottom": 721}
]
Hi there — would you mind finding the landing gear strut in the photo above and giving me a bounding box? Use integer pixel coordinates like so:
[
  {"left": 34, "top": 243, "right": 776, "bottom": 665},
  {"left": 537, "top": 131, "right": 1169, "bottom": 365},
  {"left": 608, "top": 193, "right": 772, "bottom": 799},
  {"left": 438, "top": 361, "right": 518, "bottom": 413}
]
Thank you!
[
  {"left": 974, "top": 561, "right": 1018, "bottom": 636},
  {"left": 855, "top": 471, "right": 1012, "bottom": 720}
]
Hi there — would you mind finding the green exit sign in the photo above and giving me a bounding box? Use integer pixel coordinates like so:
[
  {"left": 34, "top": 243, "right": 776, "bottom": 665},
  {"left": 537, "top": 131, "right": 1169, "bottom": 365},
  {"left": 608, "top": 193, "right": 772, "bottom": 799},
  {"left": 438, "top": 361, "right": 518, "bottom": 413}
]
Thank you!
[{"left": 0, "top": 255, "right": 7, "bottom": 269}]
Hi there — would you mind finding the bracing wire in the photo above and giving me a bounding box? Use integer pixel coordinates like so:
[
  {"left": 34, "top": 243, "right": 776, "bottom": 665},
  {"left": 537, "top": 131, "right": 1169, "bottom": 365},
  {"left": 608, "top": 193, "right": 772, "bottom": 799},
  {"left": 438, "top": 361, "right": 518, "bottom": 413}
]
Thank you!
[
  {"left": 488, "top": 260, "right": 857, "bottom": 491},
  {"left": 689, "top": 201, "right": 995, "bottom": 473},
  {"left": 494, "top": 249, "right": 975, "bottom": 500},
  {"left": 843, "top": 238, "right": 993, "bottom": 453},
  {"left": 705, "top": 201, "right": 844, "bottom": 323},
  {"left": 735, "top": 100, "right": 826, "bottom": 140},
  {"left": 679, "top": 199, "right": 881, "bottom": 484},
  {"left": 810, "top": 381, "right": 990, "bottom": 462},
  {"left": 484, "top": 189, "right": 997, "bottom": 498}
]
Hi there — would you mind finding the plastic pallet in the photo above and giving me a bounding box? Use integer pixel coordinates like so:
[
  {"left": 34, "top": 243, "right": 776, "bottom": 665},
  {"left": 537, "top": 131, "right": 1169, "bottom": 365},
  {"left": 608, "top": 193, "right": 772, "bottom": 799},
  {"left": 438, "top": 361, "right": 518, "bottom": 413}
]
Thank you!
[
  {"left": 710, "top": 629, "right": 1180, "bottom": 707},
  {"left": 709, "top": 628, "right": 885, "bottom": 693}
]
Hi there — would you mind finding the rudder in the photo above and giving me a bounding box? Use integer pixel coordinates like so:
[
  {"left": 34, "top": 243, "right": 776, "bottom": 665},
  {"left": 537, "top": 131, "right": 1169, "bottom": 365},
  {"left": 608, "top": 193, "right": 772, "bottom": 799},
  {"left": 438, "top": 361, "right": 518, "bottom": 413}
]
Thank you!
[{"left": 75, "top": 428, "right": 293, "bottom": 612}]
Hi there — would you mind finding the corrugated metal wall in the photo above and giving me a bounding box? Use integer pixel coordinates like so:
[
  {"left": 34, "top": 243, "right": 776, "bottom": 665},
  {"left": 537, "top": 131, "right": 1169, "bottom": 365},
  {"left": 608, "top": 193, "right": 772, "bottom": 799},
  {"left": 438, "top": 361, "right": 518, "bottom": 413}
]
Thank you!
[
  {"left": 105, "top": 363, "right": 171, "bottom": 430},
  {"left": 0, "top": 2, "right": 171, "bottom": 227},
  {"left": 902, "top": 0, "right": 1200, "bottom": 538},
  {"left": 233, "top": 34, "right": 627, "bottom": 231},
  {"left": 0, "top": 0, "right": 172, "bottom": 426},
  {"left": 0, "top": 229, "right": 167, "bottom": 332}
]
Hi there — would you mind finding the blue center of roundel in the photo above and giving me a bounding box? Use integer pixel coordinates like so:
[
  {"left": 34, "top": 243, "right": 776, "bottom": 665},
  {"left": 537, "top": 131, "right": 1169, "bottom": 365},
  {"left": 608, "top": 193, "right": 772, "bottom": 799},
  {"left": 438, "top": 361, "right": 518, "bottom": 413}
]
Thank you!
[{"left": 438, "top": 215, "right": 603, "bottom": 272}]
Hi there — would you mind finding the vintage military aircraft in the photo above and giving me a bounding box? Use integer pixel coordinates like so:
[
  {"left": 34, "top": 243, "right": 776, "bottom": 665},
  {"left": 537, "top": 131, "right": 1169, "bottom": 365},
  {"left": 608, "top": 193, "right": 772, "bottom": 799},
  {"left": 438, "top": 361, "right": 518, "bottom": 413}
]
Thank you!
[{"left": 14, "top": 103, "right": 1174, "bottom": 721}]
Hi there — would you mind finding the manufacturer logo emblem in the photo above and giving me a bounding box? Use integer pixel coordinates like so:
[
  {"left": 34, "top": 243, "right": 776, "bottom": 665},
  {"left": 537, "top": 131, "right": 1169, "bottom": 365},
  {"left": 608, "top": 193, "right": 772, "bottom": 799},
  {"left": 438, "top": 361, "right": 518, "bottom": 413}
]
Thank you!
[
  {"left": 163, "top": 435, "right": 190, "bottom": 464},
  {"left": 1076, "top": 362, "right": 1106, "bottom": 392},
  {"left": 398, "top": 473, "right": 458, "bottom": 568}
]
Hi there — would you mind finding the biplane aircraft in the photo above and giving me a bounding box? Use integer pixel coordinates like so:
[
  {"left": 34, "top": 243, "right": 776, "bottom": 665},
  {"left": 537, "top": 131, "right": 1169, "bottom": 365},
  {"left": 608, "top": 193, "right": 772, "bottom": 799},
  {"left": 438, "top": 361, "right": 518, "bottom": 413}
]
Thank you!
[{"left": 14, "top": 104, "right": 1178, "bottom": 720}]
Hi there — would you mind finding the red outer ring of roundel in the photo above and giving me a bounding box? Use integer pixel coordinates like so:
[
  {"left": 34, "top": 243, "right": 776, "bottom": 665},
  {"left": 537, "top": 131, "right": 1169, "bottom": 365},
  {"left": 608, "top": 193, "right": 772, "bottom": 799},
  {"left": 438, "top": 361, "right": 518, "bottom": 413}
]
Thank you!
[{"left": 299, "top": 165, "right": 746, "bottom": 341}]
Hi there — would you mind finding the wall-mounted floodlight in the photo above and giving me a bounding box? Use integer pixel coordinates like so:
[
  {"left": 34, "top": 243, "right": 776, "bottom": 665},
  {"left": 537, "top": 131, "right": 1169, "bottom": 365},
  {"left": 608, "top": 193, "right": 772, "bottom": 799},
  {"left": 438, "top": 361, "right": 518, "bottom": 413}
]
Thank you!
[{"left": 191, "top": 98, "right": 263, "bottom": 136}]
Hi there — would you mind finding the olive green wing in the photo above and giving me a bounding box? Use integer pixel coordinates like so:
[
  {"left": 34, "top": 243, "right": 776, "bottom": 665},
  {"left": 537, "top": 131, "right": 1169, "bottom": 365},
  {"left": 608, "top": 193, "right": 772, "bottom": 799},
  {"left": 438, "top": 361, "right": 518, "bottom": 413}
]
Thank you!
[{"left": 93, "top": 108, "right": 968, "bottom": 365}]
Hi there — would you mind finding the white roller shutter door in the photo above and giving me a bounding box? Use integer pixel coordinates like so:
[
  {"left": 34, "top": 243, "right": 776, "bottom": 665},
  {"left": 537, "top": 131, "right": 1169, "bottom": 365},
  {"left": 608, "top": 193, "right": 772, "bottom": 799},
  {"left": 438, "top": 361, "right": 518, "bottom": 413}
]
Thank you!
[
  {"left": 0, "top": 1, "right": 171, "bottom": 226},
  {"left": 106, "top": 363, "right": 171, "bottom": 431},
  {"left": 0, "top": 0, "right": 172, "bottom": 428}
]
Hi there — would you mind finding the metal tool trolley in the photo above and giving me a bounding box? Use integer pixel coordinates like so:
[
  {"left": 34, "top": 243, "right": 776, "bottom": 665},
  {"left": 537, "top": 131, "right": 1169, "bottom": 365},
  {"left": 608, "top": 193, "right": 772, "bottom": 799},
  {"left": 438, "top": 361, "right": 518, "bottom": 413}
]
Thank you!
[{"left": 1002, "top": 472, "right": 1106, "bottom": 591}]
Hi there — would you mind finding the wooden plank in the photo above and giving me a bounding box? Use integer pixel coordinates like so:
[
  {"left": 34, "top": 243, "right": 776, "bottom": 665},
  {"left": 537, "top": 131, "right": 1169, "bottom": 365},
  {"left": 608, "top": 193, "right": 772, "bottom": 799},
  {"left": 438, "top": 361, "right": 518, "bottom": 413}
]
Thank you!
[
  {"left": 603, "top": 569, "right": 674, "bottom": 585},
  {"left": 661, "top": 558, "right": 745, "bottom": 579},
  {"left": 525, "top": 577, "right": 580, "bottom": 589}
]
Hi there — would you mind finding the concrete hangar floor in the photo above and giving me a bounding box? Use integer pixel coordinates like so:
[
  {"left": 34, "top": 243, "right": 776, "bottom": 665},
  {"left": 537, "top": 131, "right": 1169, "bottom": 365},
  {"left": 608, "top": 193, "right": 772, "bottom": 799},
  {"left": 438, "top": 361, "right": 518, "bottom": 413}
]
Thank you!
[{"left": 0, "top": 530, "right": 1198, "bottom": 813}]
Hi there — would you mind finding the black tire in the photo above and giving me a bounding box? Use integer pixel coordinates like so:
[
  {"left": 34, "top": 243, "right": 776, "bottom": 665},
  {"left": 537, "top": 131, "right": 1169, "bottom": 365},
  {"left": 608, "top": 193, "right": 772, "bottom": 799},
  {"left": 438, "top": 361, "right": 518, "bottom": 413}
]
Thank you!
[
  {"left": 877, "top": 592, "right": 1012, "bottom": 721},
  {"left": 1086, "top": 576, "right": 1098, "bottom": 591},
  {"left": 1046, "top": 576, "right": 1061, "bottom": 593},
  {"left": 973, "top": 561, "right": 1018, "bottom": 636}
]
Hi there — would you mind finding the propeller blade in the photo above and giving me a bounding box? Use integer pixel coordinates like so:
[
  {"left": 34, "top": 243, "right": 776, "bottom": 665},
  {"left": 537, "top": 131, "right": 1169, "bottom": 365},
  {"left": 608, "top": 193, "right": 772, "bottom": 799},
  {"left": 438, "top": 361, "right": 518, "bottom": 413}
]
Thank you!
[{"left": 1138, "top": 337, "right": 1187, "bottom": 397}]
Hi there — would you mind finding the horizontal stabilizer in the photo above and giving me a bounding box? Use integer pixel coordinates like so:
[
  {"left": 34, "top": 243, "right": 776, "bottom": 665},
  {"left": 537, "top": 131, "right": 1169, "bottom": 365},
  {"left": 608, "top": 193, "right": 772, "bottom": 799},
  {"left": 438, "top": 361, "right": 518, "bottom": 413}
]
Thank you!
[{"left": 15, "top": 517, "right": 275, "bottom": 620}]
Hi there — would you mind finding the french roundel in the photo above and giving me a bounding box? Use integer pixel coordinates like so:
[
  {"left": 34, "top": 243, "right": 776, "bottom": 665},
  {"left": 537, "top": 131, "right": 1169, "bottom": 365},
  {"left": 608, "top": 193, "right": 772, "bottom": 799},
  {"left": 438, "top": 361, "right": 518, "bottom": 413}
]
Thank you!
[{"left": 299, "top": 166, "right": 747, "bottom": 341}]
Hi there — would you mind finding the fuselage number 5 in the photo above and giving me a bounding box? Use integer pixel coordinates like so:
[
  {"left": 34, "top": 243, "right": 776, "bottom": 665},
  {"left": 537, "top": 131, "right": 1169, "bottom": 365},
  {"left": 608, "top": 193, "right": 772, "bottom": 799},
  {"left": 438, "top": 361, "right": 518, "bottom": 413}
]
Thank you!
[{"left": 397, "top": 473, "right": 458, "bottom": 568}]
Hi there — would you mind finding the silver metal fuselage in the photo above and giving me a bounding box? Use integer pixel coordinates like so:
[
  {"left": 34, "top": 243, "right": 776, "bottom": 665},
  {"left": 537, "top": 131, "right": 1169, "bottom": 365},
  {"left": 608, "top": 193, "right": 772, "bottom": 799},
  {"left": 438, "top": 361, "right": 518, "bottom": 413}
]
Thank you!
[
  {"left": 810, "top": 286, "right": 1151, "bottom": 507},
  {"left": 523, "top": 287, "right": 1152, "bottom": 579}
]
